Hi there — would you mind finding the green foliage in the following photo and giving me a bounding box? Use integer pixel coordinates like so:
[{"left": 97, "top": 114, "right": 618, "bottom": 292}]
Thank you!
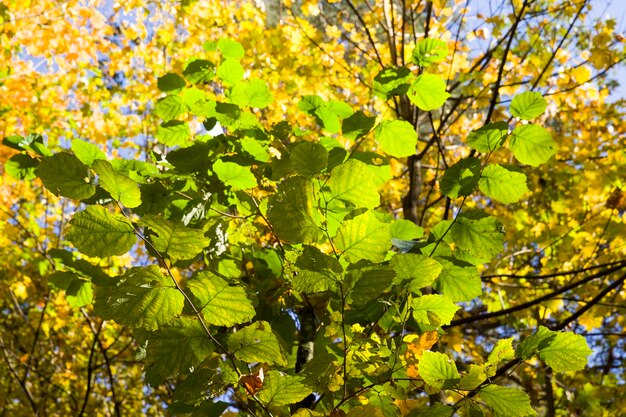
[
  {"left": 479, "top": 385, "right": 537, "bottom": 417},
  {"left": 65, "top": 205, "right": 136, "bottom": 257},
  {"left": 510, "top": 92, "right": 548, "bottom": 120},
  {"left": 412, "top": 39, "right": 449, "bottom": 67},
  {"left": 419, "top": 350, "right": 461, "bottom": 389},
  {"left": 479, "top": 164, "right": 528, "bottom": 204},
  {"left": 509, "top": 124, "right": 557, "bottom": 166},
  {"left": 7, "top": 38, "right": 594, "bottom": 417},
  {"left": 374, "top": 119, "right": 418, "bottom": 157},
  {"left": 407, "top": 74, "right": 450, "bottom": 111},
  {"left": 187, "top": 271, "right": 255, "bottom": 326},
  {"left": 37, "top": 152, "right": 96, "bottom": 199},
  {"left": 96, "top": 266, "right": 185, "bottom": 331}
]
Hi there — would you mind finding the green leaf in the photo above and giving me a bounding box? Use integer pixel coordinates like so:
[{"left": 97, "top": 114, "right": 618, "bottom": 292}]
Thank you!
[
  {"left": 257, "top": 371, "right": 312, "bottom": 407},
  {"left": 183, "top": 59, "right": 215, "bottom": 84},
  {"left": 479, "top": 385, "right": 537, "bottom": 417},
  {"left": 390, "top": 219, "right": 424, "bottom": 240},
  {"left": 96, "top": 266, "right": 184, "bottom": 331},
  {"left": 515, "top": 326, "right": 556, "bottom": 361},
  {"left": 450, "top": 215, "right": 504, "bottom": 263},
  {"left": 65, "top": 205, "right": 135, "bottom": 257},
  {"left": 412, "top": 39, "right": 448, "bottom": 67},
  {"left": 5, "top": 153, "right": 38, "bottom": 180},
  {"left": 538, "top": 330, "right": 592, "bottom": 372},
  {"left": 183, "top": 87, "right": 216, "bottom": 117},
  {"left": 155, "top": 95, "right": 185, "bottom": 121},
  {"left": 156, "top": 121, "right": 191, "bottom": 147},
  {"left": 71, "top": 139, "right": 107, "bottom": 166},
  {"left": 240, "top": 137, "right": 270, "bottom": 162},
  {"left": 466, "top": 122, "right": 509, "bottom": 153},
  {"left": 439, "top": 157, "right": 481, "bottom": 199},
  {"left": 267, "top": 177, "right": 324, "bottom": 244},
  {"left": 458, "top": 364, "right": 487, "bottom": 391},
  {"left": 479, "top": 164, "right": 528, "bottom": 204},
  {"left": 2, "top": 133, "right": 51, "bottom": 156},
  {"left": 342, "top": 111, "right": 376, "bottom": 140},
  {"left": 93, "top": 160, "right": 141, "bottom": 208},
  {"left": 335, "top": 211, "right": 390, "bottom": 263},
  {"left": 157, "top": 73, "right": 186, "bottom": 92},
  {"left": 412, "top": 294, "right": 460, "bottom": 326},
  {"left": 230, "top": 79, "right": 273, "bottom": 108},
  {"left": 488, "top": 338, "right": 516, "bottom": 367},
  {"left": 47, "top": 271, "right": 93, "bottom": 308},
  {"left": 349, "top": 266, "right": 395, "bottom": 306},
  {"left": 509, "top": 124, "right": 557, "bottom": 166},
  {"left": 291, "top": 141, "right": 328, "bottom": 177},
  {"left": 140, "top": 215, "right": 210, "bottom": 262},
  {"left": 374, "top": 119, "right": 418, "bottom": 158},
  {"left": 213, "top": 159, "right": 257, "bottom": 190},
  {"left": 510, "top": 91, "right": 547, "bottom": 120},
  {"left": 217, "top": 38, "right": 244, "bottom": 59},
  {"left": 418, "top": 351, "right": 460, "bottom": 389},
  {"left": 391, "top": 253, "right": 442, "bottom": 291},
  {"left": 187, "top": 271, "right": 255, "bottom": 327},
  {"left": 217, "top": 58, "right": 244, "bottom": 85},
  {"left": 137, "top": 317, "right": 213, "bottom": 378},
  {"left": 328, "top": 159, "right": 381, "bottom": 209},
  {"left": 291, "top": 246, "right": 342, "bottom": 293},
  {"left": 433, "top": 259, "right": 481, "bottom": 302},
  {"left": 298, "top": 95, "right": 353, "bottom": 134},
  {"left": 407, "top": 74, "right": 450, "bottom": 111},
  {"left": 37, "top": 152, "right": 95, "bottom": 200},
  {"left": 373, "top": 66, "right": 413, "bottom": 100},
  {"left": 227, "top": 321, "right": 286, "bottom": 366}
]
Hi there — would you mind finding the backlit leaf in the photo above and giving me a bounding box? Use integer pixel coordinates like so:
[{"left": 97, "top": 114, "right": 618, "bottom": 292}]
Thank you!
[
  {"left": 479, "top": 164, "right": 529, "bottom": 204},
  {"left": 407, "top": 74, "right": 450, "bottom": 111},
  {"left": 257, "top": 371, "right": 312, "bottom": 407},
  {"left": 466, "top": 122, "right": 509, "bottom": 153},
  {"left": 510, "top": 91, "right": 547, "bottom": 120},
  {"left": 509, "top": 124, "right": 557, "bottom": 166},
  {"left": 65, "top": 205, "right": 135, "bottom": 257},
  {"left": 439, "top": 157, "right": 481, "bottom": 199},
  {"left": 479, "top": 385, "right": 536, "bottom": 417},
  {"left": 140, "top": 215, "right": 210, "bottom": 262},
  {"left": 213, "top": 159, "right": 257, "bottom": 190},
  {"left": 93, "top": 159, "right": 141, "bottom": 208},
  {"left": 433, "top": 259, "right": 481, "bottom": 302},
  {"left": 230, "top": 79, "right": 273, "bottom": 109},
  {"left": 412, "top": 39, "right": 449, "bottom": 67},
  {"left": 418, "top": 351, "right": 460, "bottom": 389},
  {"left": 267, "top": 177, "right": 324, "bottom": 244},
  {"left": 335, "top": 211, "right": 390, "bottom": 263},
  {"left": 450, "top": 215, "right": 504, "bottom": 263},
  {"left": 187, "top": 271, "right": 255, "bottom": 326},
  {"left": 37, "top": 152, "right": 96, "bottom": 200},
  {"left": 538, "top": 329, "right": 592, "bottom": 372},
  {"left": 374, "top": 119, "right": 418, "bottom": 158},
  {"left": 96, "top": 266, "right": 184, "bottom": 331},
  {"left": 412, "top": 294, "right": 460, "bottom": 326},
  {"left": 5, "top": 154, "right": 38, "bottom": 180},
  {"left": 391, "top": 253, "right": 442, "bottom": 291},
  {"left": 156, "top": 121, "right": 192, "bottom": 147},
  {"left": 328, "top": 159, "right": 381, "bottom": 209},
  {"left": 227, "top": 321, "right": 287, "bottom": 366},
  {"left": 291, "top": 141, "right": 328, "bottom": 177},
  {"left": 71, "top": 139, "right": 107, "bottom": 166},
  {"left": 155, "top": 95, "right": 185, "bottom": 121},
  {"left": 137, "top": 317, "right": 213, "bottom": 378}
]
